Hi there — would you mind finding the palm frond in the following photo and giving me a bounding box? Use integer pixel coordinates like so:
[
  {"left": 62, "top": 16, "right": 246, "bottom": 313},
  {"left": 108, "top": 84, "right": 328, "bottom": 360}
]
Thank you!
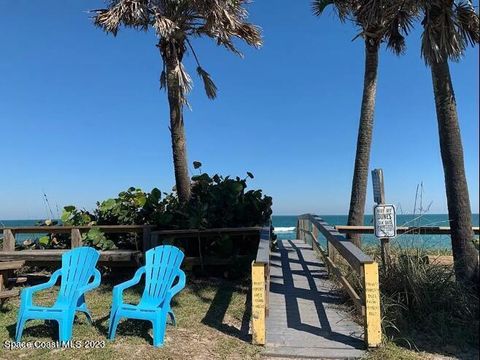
[
  {"left": 92, "top": 0, "right": 261, "bottom": 103},
  {"left": 197, "top": 67, "right": 217, "bottom": 99},
  {"left": 312, "top": 0, "right": 334, "bottom": 16},
  {"left": 177, "top": 62, "right": 193, "bottom": 100},
  {"left": 455, "top": 1, "right": 480, "bottom": 46},
  {"left": 160, "top": 65, "right": 166, "bottom": 90},
  {"left": 92, "top": 0, "right": 150, "bottom": 35}
]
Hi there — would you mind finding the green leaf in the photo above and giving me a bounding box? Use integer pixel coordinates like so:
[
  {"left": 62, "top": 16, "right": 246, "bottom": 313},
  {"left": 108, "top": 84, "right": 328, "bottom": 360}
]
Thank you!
[
  {"left": 193, "top": 161, "right": 202, "bottom": 169},
  {"left": 61, "top": 210, "right": 71, "bottom": 223},
  {"left": 247, "top": 172, "right": 254, "bottom": 179},
  {"left": 39, "top": 236, "right": 50, "bottom": 247},
  {"left": 150, "top": 188, "right": 162, "bottom": 203},
  {"left": 99, "top": 198, "right": 116, "bottom": 211}
]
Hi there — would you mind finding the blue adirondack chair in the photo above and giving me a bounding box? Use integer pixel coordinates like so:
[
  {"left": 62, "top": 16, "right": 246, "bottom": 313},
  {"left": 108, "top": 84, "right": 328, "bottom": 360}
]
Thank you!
[
  {"left": 15, "top": 247, "right": 101, "bottom": 343},
  {"left": 108, "top": 245, "right": 186, "bottom": 347}
]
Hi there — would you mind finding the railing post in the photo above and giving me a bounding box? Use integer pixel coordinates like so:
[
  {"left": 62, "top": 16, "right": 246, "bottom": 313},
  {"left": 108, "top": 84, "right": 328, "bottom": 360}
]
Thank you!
[
  {"left": 251, "top": 261, "right": 266, "bottom": 345},
  {"left": 71, "top": 228, "right": 82, "bottom": 248},
  {"left": 142, "top": 225, "right": 151, "bottom": 251},
  {"left": 362, "top": 262, "right": 381, "bottom": 347},
  {"left": 2, "top": 229, "right": 15, "bottom": 251}
]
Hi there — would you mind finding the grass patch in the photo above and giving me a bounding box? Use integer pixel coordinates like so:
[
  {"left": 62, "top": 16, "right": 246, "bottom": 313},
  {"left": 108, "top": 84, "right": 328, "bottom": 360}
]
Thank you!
[
  {"left": 318, "top": 243, "right": 479, "bottom": 359},
  {"left": 378, "top": 248, "right": 479, "bottom": 354},
  {"left": 0, "top": 278, "right": 260, "bottom": 360}
]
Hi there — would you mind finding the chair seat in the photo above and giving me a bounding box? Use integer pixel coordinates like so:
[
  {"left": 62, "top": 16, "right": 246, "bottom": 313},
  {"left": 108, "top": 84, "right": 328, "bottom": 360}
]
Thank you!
[
  {"left": 28, "top": 305, "right": 66, "bottom": 312},
  {"left": 120, "top": 303, "right": 159, "bottom": 312}
]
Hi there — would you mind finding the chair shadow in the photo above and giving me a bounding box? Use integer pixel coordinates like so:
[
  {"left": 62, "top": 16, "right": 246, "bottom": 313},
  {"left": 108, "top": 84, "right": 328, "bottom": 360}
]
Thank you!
[{"left": 269, "top": 240, "right": 365, "bottom": 349}]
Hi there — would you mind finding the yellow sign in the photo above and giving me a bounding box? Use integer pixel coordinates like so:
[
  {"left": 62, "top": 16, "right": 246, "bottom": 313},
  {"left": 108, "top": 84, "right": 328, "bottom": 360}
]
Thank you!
[
  {"left": 251, "top": 262, "right": 266, "bottom": 345},
  {"left": 363, "top": 262, "right": 382, "bottom": 347}
]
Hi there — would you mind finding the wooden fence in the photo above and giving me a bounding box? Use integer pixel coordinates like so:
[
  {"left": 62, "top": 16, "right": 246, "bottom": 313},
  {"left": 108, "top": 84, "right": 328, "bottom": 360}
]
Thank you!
[
  {"left": 1, "top": 225, "right": 267, "bottom": 269},
  {"left": 297, "top": 214, "right": 382, "bottom": 348},
  {"left": 335, "top": 225, "right": 480, "bottom": 235},
  {"left": 1, "top": 225, "right": 154, "bottom": 266}
]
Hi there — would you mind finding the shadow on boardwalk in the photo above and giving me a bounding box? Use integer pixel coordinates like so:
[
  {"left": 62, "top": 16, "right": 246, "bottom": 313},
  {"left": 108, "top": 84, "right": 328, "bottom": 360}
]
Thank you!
[{"left": 266, "top": 239, "right": 365, "bottom": 358}]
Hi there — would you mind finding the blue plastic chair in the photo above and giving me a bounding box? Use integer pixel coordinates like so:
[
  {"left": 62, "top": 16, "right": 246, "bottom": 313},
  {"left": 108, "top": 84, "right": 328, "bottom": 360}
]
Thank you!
[
  {"left": 15, "top": 247, "right": 101, "bottom": 343},
  {"left": 108, "top": 245, "right": 186, "bottom": 347}
]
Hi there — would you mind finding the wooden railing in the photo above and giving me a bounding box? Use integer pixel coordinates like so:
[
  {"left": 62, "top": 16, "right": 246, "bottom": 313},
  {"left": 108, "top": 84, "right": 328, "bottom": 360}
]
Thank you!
[
  {"left": 251, "top": 226, "right": 271, "bottom": 345},
  {"left": 1, "top": 225, "right": 155, "bottom": 266},
  {"left": 1, "top": 225, "right": 268, "bottom": 270},
  {"left": 149, "top": 226, "right": 263, "bottom": 270},
  {"left": 335, "top": 225, "right": 480, "bottom": 235},
  {"left": 297, "top": 214, "right": 381, "bottom": 348}
]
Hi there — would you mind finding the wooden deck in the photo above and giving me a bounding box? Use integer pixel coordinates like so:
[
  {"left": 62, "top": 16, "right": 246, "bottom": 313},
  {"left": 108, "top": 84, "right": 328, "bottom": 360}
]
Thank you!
[{"left": 264, "top": 239, "right": 365, "bottom": 359}]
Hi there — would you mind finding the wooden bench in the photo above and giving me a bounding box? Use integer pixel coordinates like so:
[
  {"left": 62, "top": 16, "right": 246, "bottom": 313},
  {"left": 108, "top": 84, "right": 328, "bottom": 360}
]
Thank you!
[{"left": 0, "top": 260, "right": 25, "bottom": 304}]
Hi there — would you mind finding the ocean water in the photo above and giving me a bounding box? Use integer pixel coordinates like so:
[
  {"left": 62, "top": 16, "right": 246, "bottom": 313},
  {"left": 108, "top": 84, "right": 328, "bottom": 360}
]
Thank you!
[
  {"left": 2, "top": 215, "right": 479, "bottom": 250},
  {"left": 273, "top": 214, "right": 480, "bottom": 250}
]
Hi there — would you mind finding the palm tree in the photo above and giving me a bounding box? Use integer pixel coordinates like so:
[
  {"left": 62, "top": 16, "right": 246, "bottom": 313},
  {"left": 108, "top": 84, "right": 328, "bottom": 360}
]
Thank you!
[
  {"left": 419, "top": 0, "right": 479, "bottom": 284},
  {"left": 313, "top": 0, "right": 418, "bottom": 246},
  {"left": 92, "top": 1, "right": 262, "bottom": 203}
]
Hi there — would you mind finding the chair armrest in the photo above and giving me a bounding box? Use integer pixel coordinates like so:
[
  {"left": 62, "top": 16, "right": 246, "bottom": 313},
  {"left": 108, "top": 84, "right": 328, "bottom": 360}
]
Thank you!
[
  {"left": 165, "top": 270, "right": 186, "bottom": 304},
  {"left": 73, "top": 269, "right": 102, "bottom": 302},
  {"left": 112, "top": 267, "right": 146, "bottom": 309},
  {"left": 21, "top": 269, "right": 62, "bottom": 307}
]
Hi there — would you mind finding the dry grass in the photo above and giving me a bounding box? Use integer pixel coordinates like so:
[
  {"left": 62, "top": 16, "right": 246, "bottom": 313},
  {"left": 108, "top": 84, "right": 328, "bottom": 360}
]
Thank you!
[{"left": 0, "top": 278, "right": 260, "bottom": 360}]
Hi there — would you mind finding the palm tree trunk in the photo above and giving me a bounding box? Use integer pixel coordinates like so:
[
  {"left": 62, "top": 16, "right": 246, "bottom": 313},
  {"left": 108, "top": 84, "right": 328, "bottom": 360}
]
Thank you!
[
  {"left": 165, "top": 51, "right": 191, "bottom": 203},
  {"left": 430, "top": 59, "right": 479, "bottom": 284},
  {"left": 346, "top": 39, "right": 380, "bottom": 247}
]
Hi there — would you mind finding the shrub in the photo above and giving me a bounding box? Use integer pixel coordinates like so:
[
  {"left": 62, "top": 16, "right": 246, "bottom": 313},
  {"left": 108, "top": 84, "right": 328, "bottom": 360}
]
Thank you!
[{"left": 36, "top": 167, "right": 274, "bottom": 253}]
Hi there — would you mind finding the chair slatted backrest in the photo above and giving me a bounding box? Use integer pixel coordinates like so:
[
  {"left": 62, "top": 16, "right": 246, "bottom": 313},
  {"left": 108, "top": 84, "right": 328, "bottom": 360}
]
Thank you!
[
  {"left": 58, "top": 247, "right": 100, "bottom": 303},
  {"left": 141, "top": 245, "right": 184, "bottom": 307}
]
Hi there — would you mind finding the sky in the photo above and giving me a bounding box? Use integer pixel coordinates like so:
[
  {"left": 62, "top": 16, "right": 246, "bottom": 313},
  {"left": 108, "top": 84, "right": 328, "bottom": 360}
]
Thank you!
[{"left": 0, "top": 1, "right": 478, "bottom": 219}]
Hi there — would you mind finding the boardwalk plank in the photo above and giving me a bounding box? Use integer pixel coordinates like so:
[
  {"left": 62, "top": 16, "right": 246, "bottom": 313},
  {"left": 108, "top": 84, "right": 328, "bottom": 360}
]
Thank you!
[{"left": 264, "top": 239, "right": 365, "bottom": 359}]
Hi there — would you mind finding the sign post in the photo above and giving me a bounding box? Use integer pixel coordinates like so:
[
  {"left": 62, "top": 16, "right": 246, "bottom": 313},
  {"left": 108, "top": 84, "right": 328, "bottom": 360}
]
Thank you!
[{"left": 371, "top": 169, "right": 396, "bottom": 269}]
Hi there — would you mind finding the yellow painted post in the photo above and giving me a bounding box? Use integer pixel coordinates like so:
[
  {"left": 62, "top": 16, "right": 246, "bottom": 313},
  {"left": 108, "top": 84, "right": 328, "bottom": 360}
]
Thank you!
[
  {"left": 251, "top": 262, "right": 266, "bottom": 345},
  {"left": 362, "top": 262, "right": 382, "bottom": 347}
]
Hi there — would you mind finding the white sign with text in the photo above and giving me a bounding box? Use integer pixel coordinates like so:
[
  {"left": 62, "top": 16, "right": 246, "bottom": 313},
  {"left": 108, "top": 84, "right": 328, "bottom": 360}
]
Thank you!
[{"left": 373, "top": 204, "right": 397, "bottom": 238}]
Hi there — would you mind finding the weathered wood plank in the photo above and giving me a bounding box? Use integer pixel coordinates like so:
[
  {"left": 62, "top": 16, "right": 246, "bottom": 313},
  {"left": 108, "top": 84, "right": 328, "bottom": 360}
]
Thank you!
[
  {"left": 0, "top": 289, "right": 20, "bottom": 299},
  {"left": 151, "top": 226, "right": 262, "bottom": 237},
  {"left": 0, "top": 250, "right": 141, "bottom": 263},
  {"left": 256, "top": 227, "right": 271, "bottom": 263},
  {"left": 71, "top": 229, "right": 82, "bottom": 248},
  {"left": 1, "top": 225, "right": 155, "bottom": 234},
  {"left": 2, "top": 229, "right": 15, "bottom": 251},
  {"left": 0, "top": 260, "right": 25, "bottom": 271}
]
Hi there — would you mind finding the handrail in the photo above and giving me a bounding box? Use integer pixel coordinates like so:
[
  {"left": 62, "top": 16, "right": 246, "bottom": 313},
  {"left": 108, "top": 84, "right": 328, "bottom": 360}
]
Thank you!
[
  {"left": 1, "top": 225, "right": 155, "bottom": 252},
  {"left": 297, "top": 214, "right": 381, "bottom": 348},
  {"left": 335, "top": 225, "right": 480, "bottom": 235},
  {"left": 151, "top": 226, "right": 262, "bottom": 237},
  {"left": 256, "top": 226, "right": 271, "bottom": 263},
  {"left": 0, "top": 225, "right": 155, "bottom": 233}
]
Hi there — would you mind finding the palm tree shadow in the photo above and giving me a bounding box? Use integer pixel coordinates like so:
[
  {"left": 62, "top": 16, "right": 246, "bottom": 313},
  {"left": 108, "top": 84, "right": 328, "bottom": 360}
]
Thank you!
[{"left": 200, "top": 281, "right": 252, "bottom": 342}]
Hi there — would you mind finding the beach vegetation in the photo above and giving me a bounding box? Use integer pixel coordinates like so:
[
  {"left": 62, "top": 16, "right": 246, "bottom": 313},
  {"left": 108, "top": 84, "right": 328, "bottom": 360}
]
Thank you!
[{"left": 28, "top": 169, "right": 273, "bottom": 261}]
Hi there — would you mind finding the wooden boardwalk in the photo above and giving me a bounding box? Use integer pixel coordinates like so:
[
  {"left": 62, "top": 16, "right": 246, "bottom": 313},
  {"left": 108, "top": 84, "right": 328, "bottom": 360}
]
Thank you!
[{"left": 264, "top": 239, "right": 366, "bottom": 359}]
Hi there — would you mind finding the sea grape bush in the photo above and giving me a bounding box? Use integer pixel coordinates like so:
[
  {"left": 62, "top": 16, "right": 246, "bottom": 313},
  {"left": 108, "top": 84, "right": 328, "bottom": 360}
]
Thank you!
[{"left": 35, "top": 169, "right": 273, "bottom": 251}]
